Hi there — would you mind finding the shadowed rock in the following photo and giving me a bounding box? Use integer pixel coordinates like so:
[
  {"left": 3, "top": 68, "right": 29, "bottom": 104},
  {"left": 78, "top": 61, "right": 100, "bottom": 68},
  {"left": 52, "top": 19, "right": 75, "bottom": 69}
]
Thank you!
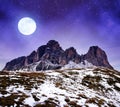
[
  {"left": 84, "top": 46, "right": 113, "bottom": 69},
  {"left": 3, "top": 56, "right": 26, "bottom": 71},
  {"left": 3, "top": 40, "right": 113, "bottom": 71}
]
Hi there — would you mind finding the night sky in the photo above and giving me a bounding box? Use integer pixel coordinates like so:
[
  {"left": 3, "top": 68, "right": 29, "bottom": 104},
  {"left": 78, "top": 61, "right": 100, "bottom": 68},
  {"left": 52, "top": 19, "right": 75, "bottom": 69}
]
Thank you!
[{"left": 0, "top": 0, "right": 120, "bottom": 70}]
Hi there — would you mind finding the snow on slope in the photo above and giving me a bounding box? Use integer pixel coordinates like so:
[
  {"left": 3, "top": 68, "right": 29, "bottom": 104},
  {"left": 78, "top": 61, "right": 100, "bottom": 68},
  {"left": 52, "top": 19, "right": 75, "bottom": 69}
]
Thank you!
[
  {"left": 0, "top": 67, "right": 120, "bottom": 107},
  {"left": 21, "top": 60, "right": 61, "bottom": 71},
  {"left": 62, "top": 60, "right": 94, "bottom": 69},
  {"left": 22, "top": 60, "right": 94, "bottom": 71}
]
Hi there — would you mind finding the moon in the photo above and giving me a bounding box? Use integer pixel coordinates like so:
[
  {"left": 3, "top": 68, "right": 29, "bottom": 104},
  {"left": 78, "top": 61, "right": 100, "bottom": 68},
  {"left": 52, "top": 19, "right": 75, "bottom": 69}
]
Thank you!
[{"left": 18, "top": 17, "right": 37, "bottom": 35}]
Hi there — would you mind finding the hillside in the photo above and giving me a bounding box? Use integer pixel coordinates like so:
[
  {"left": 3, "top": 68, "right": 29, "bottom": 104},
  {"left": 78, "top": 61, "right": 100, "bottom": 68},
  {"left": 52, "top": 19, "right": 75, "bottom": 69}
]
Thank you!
[{"left": 0, "top": 67, "right": 120, "bottom": 107}]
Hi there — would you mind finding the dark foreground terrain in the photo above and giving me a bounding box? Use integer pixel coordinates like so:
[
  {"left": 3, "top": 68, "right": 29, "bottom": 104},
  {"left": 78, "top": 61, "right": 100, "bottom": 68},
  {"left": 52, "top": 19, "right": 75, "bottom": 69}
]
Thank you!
[{"left": 0, "top": 67, "right": 120, "bottom": 107}]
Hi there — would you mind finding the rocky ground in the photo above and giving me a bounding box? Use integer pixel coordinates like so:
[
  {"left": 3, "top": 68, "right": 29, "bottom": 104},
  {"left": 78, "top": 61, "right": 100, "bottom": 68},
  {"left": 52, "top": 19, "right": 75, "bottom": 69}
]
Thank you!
[{"left": 0, "top": 67, "right": 120, "bottom": 107}]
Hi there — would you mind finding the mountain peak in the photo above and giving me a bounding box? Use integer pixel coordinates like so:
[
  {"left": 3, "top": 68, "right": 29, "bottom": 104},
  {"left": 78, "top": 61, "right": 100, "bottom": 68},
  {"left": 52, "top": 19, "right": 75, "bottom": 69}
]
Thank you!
[
  {"left": 45, "top": 40, "right": 64, "bottom": 53},
  {"left": 3, "top": 41, "right": 113, "bottom": 71},
  {"left": 47, "top": 40, "right": 59, "bottom": 45},
  {"left": 87, "top": 46, "right": 105, "bottom": 58},
  {"left": 66, "top": 47, "right": 77, "bottom": 52},
  {"left": 85, "top": 46, "right": 113, "bottom": 69}
]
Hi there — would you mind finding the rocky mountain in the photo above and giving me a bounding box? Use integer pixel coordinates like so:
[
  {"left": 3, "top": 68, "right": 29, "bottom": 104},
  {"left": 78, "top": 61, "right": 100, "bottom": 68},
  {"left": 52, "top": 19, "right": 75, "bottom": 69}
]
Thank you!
[
  {"left": 0, "top": 67, "right": 120, "bottom": 106},
  {"left": 84, "top": 46, "right": 113, "bottom": 69},
  {"left": 3, "top": 40, "right": 113, "bottom": 71}
]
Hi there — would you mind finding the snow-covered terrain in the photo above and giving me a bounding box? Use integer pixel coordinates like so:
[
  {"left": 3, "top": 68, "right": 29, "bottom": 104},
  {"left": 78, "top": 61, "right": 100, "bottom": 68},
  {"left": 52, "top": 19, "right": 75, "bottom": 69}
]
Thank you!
[
  {"left": 62, "top": 60, "right": 94, "bottom": 69},
  {"left": 0, "top": 67, "right": 120, "bottom": 107},
  {"left": 22, "top": 60, "right": 94, "bottom": 72},
  {"left": 21, "top": 60, "right": 61, "bottom": 71}
]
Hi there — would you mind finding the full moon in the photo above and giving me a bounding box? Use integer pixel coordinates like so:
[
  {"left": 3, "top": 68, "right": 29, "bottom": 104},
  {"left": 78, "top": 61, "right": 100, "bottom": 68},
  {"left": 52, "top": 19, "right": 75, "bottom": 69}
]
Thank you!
[{"left": 18, "top": 17, "right": 36, "bottom": 35}]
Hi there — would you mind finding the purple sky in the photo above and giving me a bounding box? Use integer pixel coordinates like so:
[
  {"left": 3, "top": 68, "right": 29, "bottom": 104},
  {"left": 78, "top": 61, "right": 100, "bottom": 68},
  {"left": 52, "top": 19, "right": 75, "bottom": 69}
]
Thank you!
[{"left": 0, "top": 0, "right": 120, "bottom": 70}]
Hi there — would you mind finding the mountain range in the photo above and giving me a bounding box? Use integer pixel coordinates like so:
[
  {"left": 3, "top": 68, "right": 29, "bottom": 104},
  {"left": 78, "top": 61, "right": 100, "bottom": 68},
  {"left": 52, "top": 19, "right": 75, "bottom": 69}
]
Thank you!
[
  {"left": 1, "top": 40, "right": 120, "bottom": 107},
  {"left": 3, "top": 40, "right": 113, "bottom": 71}
]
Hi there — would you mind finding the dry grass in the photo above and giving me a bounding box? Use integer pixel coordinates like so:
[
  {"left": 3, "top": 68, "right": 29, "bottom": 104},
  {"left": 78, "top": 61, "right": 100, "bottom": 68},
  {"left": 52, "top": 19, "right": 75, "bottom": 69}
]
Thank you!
[
  {"left": 65, "top": 97, "right": 70, "bottom": 103},
  {"left": 0, "top": 68, "right": 119, "bottom": 107},
  {"left": 77, "top": 93, "right": 87, "bottom": 99},
  {"left": 114, "top": 84, "right": 120, "bottom": 91},
  {"left": 82, "top": 75, "right": 104, "bottom": 91},
  {"left": 55, "top": 82, "right": 62, "bottom": 88},
  {"left": 0, "top": 72, "right": 47, "bottom": 92},
  {"left": 107, "top": 78, "right": 115, "bottom": 85},
  {"left": 68, "top": 71, "right": 79, "bottom": 75},
  {"left": 86, "top": 97, "right": 105, "bottom": 106},
  {"left": 34, "top": 98, "right": 59, "bottom": 107},
  {"left": 0, "top": 93, "right": 29, "bottom": 106},
  {"left": 93, "top": 67, "right": 120, "bottom": 76},
  {"left": 107, "top": 103, "right": 116, "bottom": 107},
  {"left": 20, "top": 72, "right": 46, "bottom": 79},
  {"left": 67, "top": 100, "right": 81, "bottom": 107},
  {"left": 0, "top": 72, "right": 47, "bottom": 106},
  {"left": 64, "top": 68, "right": 84, "bottom": 71},
  {"left": 0, "top": 76, "right": 11, "bottom": 90},
  {"left": 61, "top": 72, "right": 69, "bottom": 78}
]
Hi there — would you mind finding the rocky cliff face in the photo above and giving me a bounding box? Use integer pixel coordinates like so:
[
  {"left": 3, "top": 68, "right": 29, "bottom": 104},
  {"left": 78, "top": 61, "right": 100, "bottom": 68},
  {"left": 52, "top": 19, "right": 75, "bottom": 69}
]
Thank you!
[
  {"left": 84, "top": 46, "right": 113, "bottom": 69},
  {"left": 4, "top": 56, "right": 26, "bottom": 71},
  {"left": 3, "top": 40, "right": 113, "bottom": 71}
]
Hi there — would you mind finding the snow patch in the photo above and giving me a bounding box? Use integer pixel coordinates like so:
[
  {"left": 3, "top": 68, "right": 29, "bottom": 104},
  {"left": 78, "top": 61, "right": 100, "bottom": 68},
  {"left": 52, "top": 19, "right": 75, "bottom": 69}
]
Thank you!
[
  {"left": 24, "top": 96, "right": 35, "bottom": 106},
  {"left": 62, "top": 60, "right": 94, "bottom": 69},
  {"left": 115, "top": 83, "right": 120, "bottom": 88}
]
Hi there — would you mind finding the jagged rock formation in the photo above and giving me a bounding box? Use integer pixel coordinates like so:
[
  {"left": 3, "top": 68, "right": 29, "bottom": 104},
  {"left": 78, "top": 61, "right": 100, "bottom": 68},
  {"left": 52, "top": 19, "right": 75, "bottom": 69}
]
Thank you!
[
  {"left": 3, "top": 40, "right": 113, "bottom": 71},
  {"left": 84, "top": 46, "right": 113, "bottom": 69},
  {"left": 4, "top": 56, "right": 26, "bottom": 71}
]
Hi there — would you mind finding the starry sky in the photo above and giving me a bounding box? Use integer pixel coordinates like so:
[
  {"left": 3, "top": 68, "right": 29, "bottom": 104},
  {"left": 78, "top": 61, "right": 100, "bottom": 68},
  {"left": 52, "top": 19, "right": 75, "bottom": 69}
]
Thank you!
[{"left": 0, "top": 0, "right": 120, "bottom": 70}]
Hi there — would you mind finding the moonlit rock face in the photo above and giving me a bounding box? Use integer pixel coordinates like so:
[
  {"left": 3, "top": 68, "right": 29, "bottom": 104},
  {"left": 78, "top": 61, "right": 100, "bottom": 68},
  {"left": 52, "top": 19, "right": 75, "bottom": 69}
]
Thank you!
[{"left": 18, "top": 17, "right": 36, "bottom": 35}]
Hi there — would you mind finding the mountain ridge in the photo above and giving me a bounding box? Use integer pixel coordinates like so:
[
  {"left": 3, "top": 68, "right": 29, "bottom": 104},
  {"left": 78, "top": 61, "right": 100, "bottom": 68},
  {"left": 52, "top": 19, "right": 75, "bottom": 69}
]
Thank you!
[{"left": 3, "top": 40, "right": 113, "bottom": 71}]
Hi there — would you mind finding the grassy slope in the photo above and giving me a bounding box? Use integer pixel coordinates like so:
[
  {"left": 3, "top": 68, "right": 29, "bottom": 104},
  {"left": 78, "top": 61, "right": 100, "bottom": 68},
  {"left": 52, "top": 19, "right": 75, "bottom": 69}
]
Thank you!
[{"left": 0, "top": 67, "right": 120, "bottom": 107}]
